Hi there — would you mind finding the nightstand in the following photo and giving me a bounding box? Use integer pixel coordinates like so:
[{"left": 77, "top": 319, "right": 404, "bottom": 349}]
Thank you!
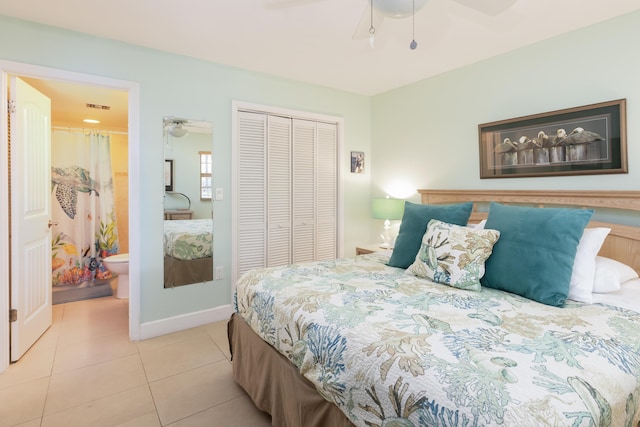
[
  {"left": 164, "top": 210, "right": 194, "bottom": 220},
  {"left": 355, "top": 244, "right": 392, "bottom": 255}
]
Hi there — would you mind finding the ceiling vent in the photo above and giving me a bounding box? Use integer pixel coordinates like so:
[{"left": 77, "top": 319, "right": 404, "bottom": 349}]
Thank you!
[{"left": 86, "top": 103, "right": 111, "bottom": 110}]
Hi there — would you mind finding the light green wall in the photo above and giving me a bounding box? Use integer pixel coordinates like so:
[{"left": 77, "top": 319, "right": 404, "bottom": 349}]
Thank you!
[
  {"left": 0, "top": 15, "right": 372, "bottom": 323},
  {"left": 371, "top": 10, "right": 640, "bottom": 232}
]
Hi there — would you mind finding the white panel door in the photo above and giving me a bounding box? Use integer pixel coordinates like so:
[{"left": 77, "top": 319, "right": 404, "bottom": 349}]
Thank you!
[
  {"left": 237, "top": 112, "right": 267, "bottom": 278},
  {"left": 292, "top": 119, "right": 316, "bottom": 263},
  {"left": 266, "top": 115, "right": 292, "bottom": 267},
  {"left": 10, "top": 77, "right": 52, "bottom": 362},
  {"left": 316, "top": 122, "right": 337, "bottom": 260}
]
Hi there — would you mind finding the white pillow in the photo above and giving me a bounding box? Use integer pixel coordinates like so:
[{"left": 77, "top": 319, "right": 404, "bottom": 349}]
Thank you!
[
  {"left": 567, "top": 228, "right": 610, "bottom": 303},
  {"left": 567, "top": 227, "right": 611, "bottom": 304},
  {"left": 593, "top": 256, "right": 639, "bottom": 293},
  {"left": 471, "top": 219, "right": 487, "bottom": 230}
]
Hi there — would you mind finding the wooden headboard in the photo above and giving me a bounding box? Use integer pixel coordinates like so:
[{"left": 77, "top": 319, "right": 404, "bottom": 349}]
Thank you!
[{"left": 418, "top": 189, "right": 640, "bottom": 274}]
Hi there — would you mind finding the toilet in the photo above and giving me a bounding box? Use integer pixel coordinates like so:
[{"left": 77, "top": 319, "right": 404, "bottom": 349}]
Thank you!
[{"left": 103, "top": 253, "right": 129, "bottom": 299}]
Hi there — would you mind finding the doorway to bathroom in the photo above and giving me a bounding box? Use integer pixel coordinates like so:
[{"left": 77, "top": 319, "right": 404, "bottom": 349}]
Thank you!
[
  {"left": 0, "top": 61, "right": 140, "bottom": 371},
  {"left": 21, "top": 77, "right": 131, "bottom": 305}
]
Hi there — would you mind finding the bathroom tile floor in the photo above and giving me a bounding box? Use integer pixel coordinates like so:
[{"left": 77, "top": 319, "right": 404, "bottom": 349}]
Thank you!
[{"left": 0, "top": 296, "right": 272, "bottom": 427}]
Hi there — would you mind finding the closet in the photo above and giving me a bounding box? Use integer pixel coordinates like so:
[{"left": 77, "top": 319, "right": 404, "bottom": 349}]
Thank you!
[{"left": 235, "top": 110, "right": 338, "bottom": 280}]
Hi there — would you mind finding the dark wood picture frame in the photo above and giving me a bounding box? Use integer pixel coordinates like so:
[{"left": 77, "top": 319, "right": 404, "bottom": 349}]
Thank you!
[
  {"left": 479, "top": 99, "right": 627, "bottom": 179},
  {"left": 164, "top": 159, "right": 174, "bottom": 191}
]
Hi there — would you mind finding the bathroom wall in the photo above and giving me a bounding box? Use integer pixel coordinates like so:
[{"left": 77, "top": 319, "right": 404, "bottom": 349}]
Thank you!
[{"left": 110, "top": 133, "right": 129, "bottom": 254}]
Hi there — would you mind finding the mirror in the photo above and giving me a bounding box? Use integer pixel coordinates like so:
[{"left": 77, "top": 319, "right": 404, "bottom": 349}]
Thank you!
[{"left": 163, "top": 117, "right": 213, "bottom": 288}]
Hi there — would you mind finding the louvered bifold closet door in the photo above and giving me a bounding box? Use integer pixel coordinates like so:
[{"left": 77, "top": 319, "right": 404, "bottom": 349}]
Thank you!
[
  {"left": 316, "top": 122, "right": 338, "bottom": 260},
  {"left": 266, "top": 115, "right": 292, "bottom": 267},
  {"left": 292, "top": 119, "right": 316, "bottom": 263},
  {"left": 237, "top": 112, "right": 267, "bottom": 277}
]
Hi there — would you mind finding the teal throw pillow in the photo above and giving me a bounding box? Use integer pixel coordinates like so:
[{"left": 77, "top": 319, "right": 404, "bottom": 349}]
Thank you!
[
  {"left": 480, "top": 202, "right": 593, "bottom": 307},
  {"left": 387, "top": 201, "right": 473, "bottom": 269}
]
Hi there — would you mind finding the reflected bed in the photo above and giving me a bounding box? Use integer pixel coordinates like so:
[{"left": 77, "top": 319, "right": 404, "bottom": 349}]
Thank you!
[{"left": 163, "top": 219, "right": 213, "bottom": 288}]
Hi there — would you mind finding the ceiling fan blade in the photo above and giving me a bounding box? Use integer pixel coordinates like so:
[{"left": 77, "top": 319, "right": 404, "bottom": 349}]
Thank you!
[
  {"left": 450, "top": 0, "right": 517, "bottom": 16},
  {"left": 353, "top": 3, "right": 386, "bottom": 40},
  {"left": 373, "top": 0, "right": 429, "bottom": 19},
  {"left": 264, "top": 0, "right": 326, "bottom": 10}
]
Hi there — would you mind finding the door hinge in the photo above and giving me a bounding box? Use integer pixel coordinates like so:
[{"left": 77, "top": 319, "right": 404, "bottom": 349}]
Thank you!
[
  {"left": 8, "top": 99, "right": 16, "bottom": 114},
  {"left": 9, "top": 309, "right": 17, "bottom": 323}
]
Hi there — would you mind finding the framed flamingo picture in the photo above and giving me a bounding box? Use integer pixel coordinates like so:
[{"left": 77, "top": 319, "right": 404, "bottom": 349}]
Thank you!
[{"left": 478, "top": 99, "right": 627, "bottom": 179}]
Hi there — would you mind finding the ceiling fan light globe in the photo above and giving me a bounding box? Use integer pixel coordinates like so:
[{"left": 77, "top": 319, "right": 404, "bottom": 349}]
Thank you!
[{"left": 169, "top": 124, "right": 188, "bottom": 138}]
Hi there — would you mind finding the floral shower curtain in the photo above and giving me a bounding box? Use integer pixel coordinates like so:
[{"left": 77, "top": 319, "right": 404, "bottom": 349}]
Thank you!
[{"left": 51, "top": 131, "right": 120, "bottom": 287}]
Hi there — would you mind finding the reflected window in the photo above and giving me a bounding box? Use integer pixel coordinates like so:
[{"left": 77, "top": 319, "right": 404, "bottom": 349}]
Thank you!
[{"left": 200, "top": 151, "right": 212, "bottom": 200}]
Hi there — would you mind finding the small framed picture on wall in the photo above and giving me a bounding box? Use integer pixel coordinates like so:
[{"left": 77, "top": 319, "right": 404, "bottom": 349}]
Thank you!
[
  {"left": 164, "top": 159, "right": 174, "bottom": 191},
  {"left": 351, "top": 151, "right": 364, "bottom": 174}
]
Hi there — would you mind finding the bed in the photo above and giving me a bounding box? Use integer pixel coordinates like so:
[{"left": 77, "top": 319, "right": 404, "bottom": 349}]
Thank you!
[
  {"left": 228, "top": 190, "right": 640, "bottom": 427},
  {"left": 163, "top": 219, "right": 213, "bottom": 288}
]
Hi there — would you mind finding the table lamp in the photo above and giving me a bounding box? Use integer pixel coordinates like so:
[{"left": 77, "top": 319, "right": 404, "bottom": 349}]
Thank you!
[{"left": 372, "top": 197, "right": 404, "bottom": 248}]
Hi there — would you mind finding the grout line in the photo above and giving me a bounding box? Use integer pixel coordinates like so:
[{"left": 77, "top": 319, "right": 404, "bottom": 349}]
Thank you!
[
  {"left": 40, "top": 383, "right": 147, "bottom": 420},
  {"left": 39, "top": 301, "right": 65, "bottom": 425},
  {"left": 142, "top": 364, "right": 163, "bottom": 426},
  {"left": 146, "top": 358, "right": 231, "bottom": 386},
  {"left": 3, "top": 298, "right": 254, "bottom": 426},
  {"left": 162, "top": 395, "right": 250, "bottom": 426},
  {"left": 42, "top": 296, "right": 131, "bottom": 423}
]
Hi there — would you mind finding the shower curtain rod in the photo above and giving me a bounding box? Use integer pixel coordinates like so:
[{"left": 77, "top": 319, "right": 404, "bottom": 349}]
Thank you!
[{"left": 51, "top": 126, "right": 128, "bottom": 135}]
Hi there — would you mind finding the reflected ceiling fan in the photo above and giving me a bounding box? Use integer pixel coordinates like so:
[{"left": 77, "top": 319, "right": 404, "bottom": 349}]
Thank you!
[{"left": 163, "top": 117, "right": 211, "bottom": 138}]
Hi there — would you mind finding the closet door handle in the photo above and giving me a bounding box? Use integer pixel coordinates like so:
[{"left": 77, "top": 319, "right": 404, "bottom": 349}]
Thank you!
[{"left": 48, "top": 220, "right": 58, "bottom": 229}]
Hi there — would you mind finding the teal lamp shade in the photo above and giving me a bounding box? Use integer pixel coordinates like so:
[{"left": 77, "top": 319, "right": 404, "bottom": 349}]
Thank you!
[
  {"left": 372, "top": 198, "right": 404, "bottom": 220},
  {"left": 372, "top": 198, "right": 404, "bottom": 248}
]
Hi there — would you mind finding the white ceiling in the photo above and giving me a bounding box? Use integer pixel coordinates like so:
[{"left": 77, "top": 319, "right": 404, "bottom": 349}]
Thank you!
[{"left": 2, "top": 0, "right": 640, "bottom": 96}]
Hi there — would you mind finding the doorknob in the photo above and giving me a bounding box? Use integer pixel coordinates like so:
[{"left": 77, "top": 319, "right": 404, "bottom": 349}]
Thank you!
[{"left": 48, "top": 220, "right": 58, "bottom": 229}]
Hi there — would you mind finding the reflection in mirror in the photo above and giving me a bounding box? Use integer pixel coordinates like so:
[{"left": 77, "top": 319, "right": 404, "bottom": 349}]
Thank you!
[{"left": 163, "top": 117, "right": 213, "bottom": 288}]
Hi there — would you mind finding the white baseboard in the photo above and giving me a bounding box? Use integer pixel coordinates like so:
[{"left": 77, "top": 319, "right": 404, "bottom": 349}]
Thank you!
[{"left": 138, "top": 304, "right": 234, "bottom": 341}]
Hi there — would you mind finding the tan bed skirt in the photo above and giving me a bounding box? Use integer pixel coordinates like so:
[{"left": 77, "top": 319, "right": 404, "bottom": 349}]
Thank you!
[
  {"left": 227, "top": 313, "right": 355, "bottom": 427},
  {"left": 163, "top": 256, "right": 213, "bottom": 288}
]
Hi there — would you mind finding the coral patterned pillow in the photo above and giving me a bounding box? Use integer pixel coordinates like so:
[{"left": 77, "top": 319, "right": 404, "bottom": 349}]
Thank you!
[{"left": 407, "top": 219, "right": 500, "bottom": 291}]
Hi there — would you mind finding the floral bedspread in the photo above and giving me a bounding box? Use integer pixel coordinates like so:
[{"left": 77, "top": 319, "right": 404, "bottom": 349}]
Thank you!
[
  {"left": 163, "top": 219, "right": 212, "bottom": 260},
  {"left": 234, "top": 252, "right": 640, "bottom": 427}
]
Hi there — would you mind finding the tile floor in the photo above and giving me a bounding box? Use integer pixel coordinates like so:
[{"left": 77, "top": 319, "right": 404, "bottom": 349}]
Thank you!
[{"left": 0, "top": 296, "right": 272, "bottom": 427}]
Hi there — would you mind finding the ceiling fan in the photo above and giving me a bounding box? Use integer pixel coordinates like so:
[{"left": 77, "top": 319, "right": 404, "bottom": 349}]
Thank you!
[
  {"left": 264, "top": 0, "right": 326, "bottom": 10},
  {"left": 352, "top": 0, "right": 518, "bottom": 40},
  {"left": 264, "top": 0, "right": 516, "bottom": 50},
  {"left": 163, "top": 117, "right": 211, "bottom": 138}
]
